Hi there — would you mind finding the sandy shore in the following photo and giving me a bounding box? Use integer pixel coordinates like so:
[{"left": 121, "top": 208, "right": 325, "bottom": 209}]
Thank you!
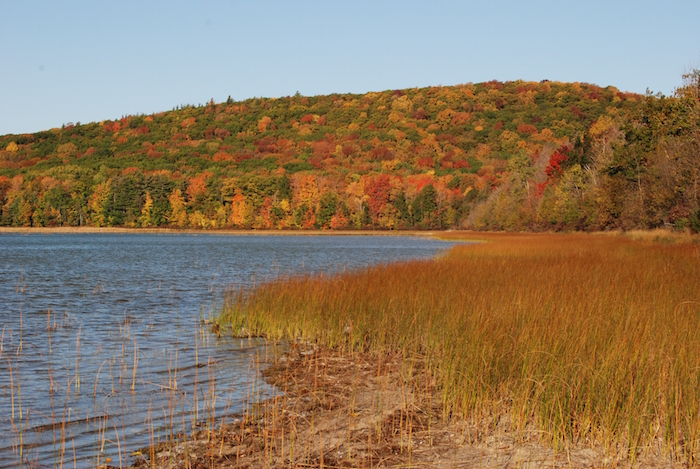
[{"left": 128, "top": 344, "right": 681, "bottom": 469}]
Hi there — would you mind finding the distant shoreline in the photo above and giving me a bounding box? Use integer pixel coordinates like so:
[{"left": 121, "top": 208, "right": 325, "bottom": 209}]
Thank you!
[{"left": 0, "top": 226, "right": 441, "bottom": 237}]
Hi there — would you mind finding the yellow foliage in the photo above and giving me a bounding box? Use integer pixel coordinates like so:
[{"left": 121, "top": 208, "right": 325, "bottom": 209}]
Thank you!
[
  {"left": 589, "top": 115, "right": 615, "bottom": 137},
  {"left": 519, "top": 90, "right": 538, "bottom": 106},
  {"left": 229, "top": 193, "right": 248, "bottom": 227},
  {"left": 57, "top": 142, "right": 78, "bottom": 157},
  {"left": 381, "top": 159, "right": 400, "bottom": 171},
  {"left": 533, "top": 128, "right": 555, "bottom": 142},
  {"left": 391, "top": 95, "right": 413, "bottom": 113},
  {"left": 189, "top": 210, "right": 211, "bottom": 229},
  {"left": 258, "top": 116, "right": 272, "bottom": 132},
  {"left": 279, "top": 198, "right": 290, "bottom": 213},
  {"left": 387, "top": 111, "right": 403, "bottom": 123},
  {"left": 168, "top": 188, "right": 189, "bottom": 227},
  {"left": 5, "top": 141, "right": 18, "bottom": 152},
  {"left": 139, "top": 192, "right": 154, "bottom": 227},
  {"left": 436, "top": 108, "right": 456, "bottom": 129},
  {"left": 298, "top": 124, "right": 313, "bottom": 136}
]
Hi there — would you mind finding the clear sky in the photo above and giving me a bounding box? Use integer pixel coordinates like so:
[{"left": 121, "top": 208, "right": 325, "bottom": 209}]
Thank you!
[{"left": 1, "top": 1, "right": 698, "bottom": 135}]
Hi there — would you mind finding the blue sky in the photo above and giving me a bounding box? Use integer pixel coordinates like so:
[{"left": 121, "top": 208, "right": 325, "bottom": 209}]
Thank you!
[{"left": 1, "top": 1, "right": 698, "bottom": 135}]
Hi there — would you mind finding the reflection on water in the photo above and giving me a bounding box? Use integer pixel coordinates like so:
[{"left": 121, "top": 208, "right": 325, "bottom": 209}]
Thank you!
[{"left": 0, "top": 233, "right": 451, "bottom": 467}]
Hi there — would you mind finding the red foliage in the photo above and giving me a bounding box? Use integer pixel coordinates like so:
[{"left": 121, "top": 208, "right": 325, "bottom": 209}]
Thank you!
[
  {"left": 300, "top": 114, "right": 314, "bottom": 124},
  {"left": 134, "top": 126, "right": 149, "bottom": 135},
  {"left": 516, "top": 84, "right": 537, "bottom": 93},
  {"left": 255, "top": 136, "right": 278, "bottom": 154},
  {"left": 317, "top": 115, "right": 326, "bottom": 126},
  {"left": 436, "top": 134, "right": 458, "bottom": 144},
  {"left": 493, "top": 121, "right": 504, "bottom": 130},
  {"left": 364, "top": 174, "right": 392, "bottom": 220},
  {"left": 485, "top": 80, "right": 504, "bottom": 90},
  {"left": 309, "top": 157, "right": 323, "bottom": 169},
  {"left": 314, "top": 141, "right": 334, "bottom": 159},
  {"left": 235, "top": 150, "right": 253, "bottom": 162},
  {"left": 371, "top": 146, "right": 393, "bottom": 161},
  {"left": 410, "top": 175, "right": 435, "bottom": 192},
  {"left": 103, "top": 121, "right": 122, "bottom": 133},
  {"left": 342, "top": 144, "right": 355, "bottom": 157},
  {"left": 416, "top": 157, "right": 434, "bottom": 169},
  {"left": 570, "top": 105, "right": 586, "bottom": 119},
  {"left": 214, "top": 128, "right": 231, "bottom": 139},
  {"left": 453, "top": 160, "right": 471, "bottom": 169},
  {"left": 411, "top": 108, "right": 428, "bottom": 120},
  {"left": 535, "top": 181, "right": 548, "bottom": 197},
  {"left": 544, "top": 149, "right": 569, "bottom": 179}
]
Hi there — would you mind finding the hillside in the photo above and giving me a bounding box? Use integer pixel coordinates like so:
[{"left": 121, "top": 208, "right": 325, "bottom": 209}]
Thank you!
[{"left": 1, "top": 76, "right": 698, "bottom": 231}]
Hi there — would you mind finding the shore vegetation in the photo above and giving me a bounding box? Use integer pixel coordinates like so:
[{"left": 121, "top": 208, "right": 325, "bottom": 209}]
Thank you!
[{"left": 216, "top": 232, "right": 700, "bottom": 466}]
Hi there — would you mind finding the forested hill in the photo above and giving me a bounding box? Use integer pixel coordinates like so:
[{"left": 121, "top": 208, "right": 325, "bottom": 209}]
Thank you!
[{"left": 1, "top": 76, "right": 699, "bottom": 231}]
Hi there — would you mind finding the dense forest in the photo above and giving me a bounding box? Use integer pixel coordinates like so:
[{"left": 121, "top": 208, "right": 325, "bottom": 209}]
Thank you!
[{"left": 1, "top": 72, "right": 698, "bottom": 231}]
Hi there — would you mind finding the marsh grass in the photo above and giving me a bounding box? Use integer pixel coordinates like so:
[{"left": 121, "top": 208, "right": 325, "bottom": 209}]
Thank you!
[{"left": 219, "top": 232, "right": 700, "bottom": 463}]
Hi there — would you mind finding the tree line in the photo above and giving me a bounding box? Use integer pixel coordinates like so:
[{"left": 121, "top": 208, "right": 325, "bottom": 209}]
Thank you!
[{"left": 0, "top": 73, "right": 697, "bottom": 231}]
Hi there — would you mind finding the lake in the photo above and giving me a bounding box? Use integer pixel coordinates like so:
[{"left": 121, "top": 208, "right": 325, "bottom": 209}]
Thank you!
[{"left": 0, "top": 233, "right": 453, "bottom": 468}]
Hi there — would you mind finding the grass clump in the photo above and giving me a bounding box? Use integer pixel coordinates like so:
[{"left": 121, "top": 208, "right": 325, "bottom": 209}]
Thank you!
[{"left": 218, "top": 232, "right": 700, "bottom": 463}]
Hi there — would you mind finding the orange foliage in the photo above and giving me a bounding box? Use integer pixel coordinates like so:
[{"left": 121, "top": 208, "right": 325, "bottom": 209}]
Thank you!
[
  {"left": 213, "top": 151, "right": 234, "bottom": 162},
  {"left": 186, "top": 175, "right": 208, "bottom": 200},
  {"left": 228, "top": 193, "right": 248, "bottom": 227},
  {"left": 517, "top": 123, "right": 538, "bottom": 135}
]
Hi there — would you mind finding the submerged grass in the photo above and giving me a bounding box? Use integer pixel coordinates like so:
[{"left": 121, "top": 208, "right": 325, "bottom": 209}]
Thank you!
[{"left": 218, "top": 232, "right": 700, "bottom": 463}]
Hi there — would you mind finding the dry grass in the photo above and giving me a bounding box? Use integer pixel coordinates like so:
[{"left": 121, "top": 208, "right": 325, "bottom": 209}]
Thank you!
[{"left": 218, "top": 232, "right": 700, "bottom": 465}]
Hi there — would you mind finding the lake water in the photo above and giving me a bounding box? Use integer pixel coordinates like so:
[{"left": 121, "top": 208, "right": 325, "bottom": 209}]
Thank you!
[{"left": 0, "top": 233, "right": 453, "bottom": 468}]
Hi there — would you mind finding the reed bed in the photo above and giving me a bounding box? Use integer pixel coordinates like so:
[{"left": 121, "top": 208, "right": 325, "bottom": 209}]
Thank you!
[{"left": 219, "top": 232, "right": 700, "bottom": 463}]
